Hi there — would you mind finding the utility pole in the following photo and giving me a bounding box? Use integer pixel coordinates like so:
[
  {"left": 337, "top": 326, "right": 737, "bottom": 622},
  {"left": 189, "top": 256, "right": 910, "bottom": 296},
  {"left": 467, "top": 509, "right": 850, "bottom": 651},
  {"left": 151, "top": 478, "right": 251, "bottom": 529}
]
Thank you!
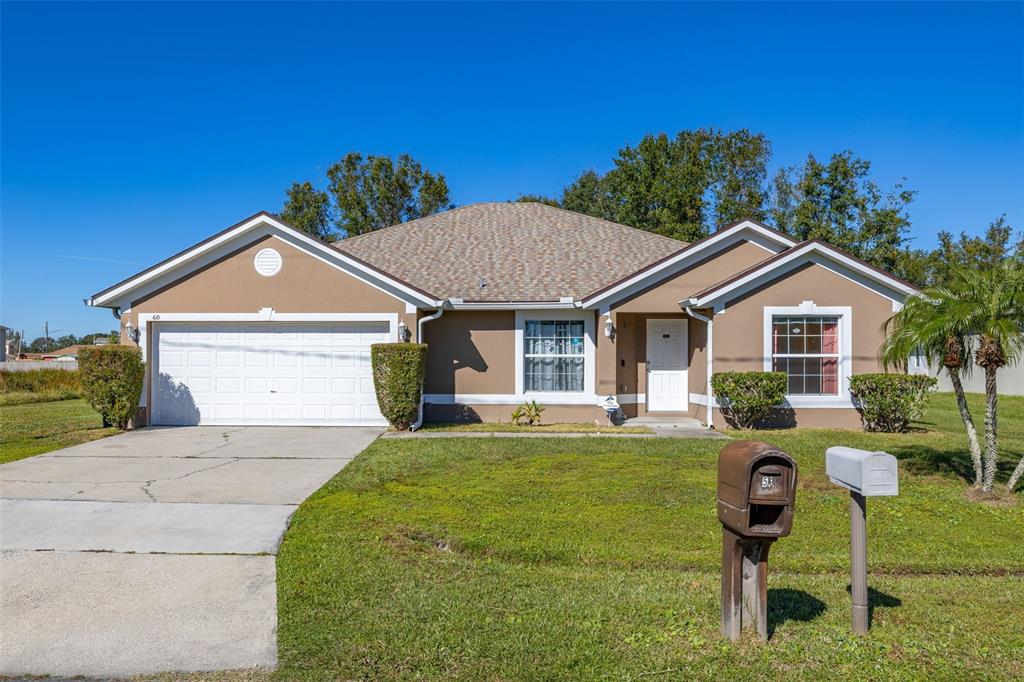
[{"left": 44, "top": 322, "right": 49, "bottom": 352}]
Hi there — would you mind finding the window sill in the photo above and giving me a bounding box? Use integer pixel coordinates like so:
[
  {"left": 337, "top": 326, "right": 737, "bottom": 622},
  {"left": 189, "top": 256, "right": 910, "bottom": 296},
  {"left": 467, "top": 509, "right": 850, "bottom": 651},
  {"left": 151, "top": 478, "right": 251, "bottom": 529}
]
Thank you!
[{"left": 782, "top": 395, "right": 855, "bottom": 408}]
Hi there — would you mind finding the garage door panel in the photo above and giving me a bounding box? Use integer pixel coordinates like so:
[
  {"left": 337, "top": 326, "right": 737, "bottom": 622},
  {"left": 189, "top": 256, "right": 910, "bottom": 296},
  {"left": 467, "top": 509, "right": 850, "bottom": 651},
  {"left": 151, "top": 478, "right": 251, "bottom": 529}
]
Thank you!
[{"left": 152, "top": 322, "right": 389, "bottom": 426}]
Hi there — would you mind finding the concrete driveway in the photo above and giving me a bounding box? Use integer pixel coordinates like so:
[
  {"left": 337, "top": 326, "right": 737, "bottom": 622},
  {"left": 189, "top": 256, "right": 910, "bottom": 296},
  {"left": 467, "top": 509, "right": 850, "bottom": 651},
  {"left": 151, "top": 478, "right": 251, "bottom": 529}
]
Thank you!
[{"left": 0, "top": 425, "right": 381, "bottom": 678}]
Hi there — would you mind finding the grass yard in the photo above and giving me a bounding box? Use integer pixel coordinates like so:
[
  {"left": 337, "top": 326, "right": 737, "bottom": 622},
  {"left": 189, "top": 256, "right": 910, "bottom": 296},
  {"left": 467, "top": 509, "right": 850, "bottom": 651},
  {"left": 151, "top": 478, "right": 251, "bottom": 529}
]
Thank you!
[
  {"left": 0, "top": 398, "right": 117, "bottom": 464},
  {"left": 276, "top": 393, "right": 1024, "bottom": 681}
]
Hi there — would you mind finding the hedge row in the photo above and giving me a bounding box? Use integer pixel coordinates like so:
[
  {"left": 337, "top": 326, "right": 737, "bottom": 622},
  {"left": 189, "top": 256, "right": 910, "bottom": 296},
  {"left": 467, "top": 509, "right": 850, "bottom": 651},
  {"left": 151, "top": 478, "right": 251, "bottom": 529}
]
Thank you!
[{"left": 0, "top": 368, "right": 82, "bottom": 394}]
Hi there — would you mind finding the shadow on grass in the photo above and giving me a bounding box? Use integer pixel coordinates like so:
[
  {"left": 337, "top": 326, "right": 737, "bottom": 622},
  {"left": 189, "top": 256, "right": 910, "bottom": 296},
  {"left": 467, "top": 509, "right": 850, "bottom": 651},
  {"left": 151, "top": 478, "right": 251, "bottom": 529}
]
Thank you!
[
  {"left": 890, "top": 442, "right": 1023, "bottom": 485},
  {"left": 845, "top": 585, "right": 902, "bottom": 626},
  {"left": 890, "top": 443, "right": 978, "bottom": 483},
  {"left": 767, "top": 588, "right": 826, "bottom": 637}
]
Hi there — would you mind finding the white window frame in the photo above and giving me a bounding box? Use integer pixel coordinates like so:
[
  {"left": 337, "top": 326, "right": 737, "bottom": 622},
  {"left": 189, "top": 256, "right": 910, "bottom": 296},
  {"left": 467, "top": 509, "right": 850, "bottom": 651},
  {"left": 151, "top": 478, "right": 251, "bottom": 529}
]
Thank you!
[
  {"left": 762, "top": 302, "right": 853, "bottom": 408},
  {"left": 514, "top": 310, "right": 595, "bottom": 401}
]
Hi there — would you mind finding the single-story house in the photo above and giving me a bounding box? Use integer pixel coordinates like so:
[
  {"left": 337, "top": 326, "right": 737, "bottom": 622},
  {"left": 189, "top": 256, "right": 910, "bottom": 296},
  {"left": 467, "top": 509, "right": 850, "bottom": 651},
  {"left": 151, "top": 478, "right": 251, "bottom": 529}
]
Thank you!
[{"left": 85, "top": 203, "right": 918, "bottom": 429}]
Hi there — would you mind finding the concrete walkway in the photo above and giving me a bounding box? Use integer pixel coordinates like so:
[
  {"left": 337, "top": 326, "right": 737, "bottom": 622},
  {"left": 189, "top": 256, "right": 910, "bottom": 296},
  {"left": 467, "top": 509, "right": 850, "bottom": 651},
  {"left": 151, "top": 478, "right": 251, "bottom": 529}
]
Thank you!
[{"left": 0, "top": 425, "right": 381, "bottom": 679}]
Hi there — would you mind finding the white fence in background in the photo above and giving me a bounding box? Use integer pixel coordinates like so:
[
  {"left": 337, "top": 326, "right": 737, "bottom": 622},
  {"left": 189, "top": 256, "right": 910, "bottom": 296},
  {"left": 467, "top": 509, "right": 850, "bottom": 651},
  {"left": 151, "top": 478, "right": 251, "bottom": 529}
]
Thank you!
[
  {"left": 927, "top": 360, "right": 1024, "bottom": 396},
  {"left": 0, "top": 361, "right": 79, "bottom": 372}
]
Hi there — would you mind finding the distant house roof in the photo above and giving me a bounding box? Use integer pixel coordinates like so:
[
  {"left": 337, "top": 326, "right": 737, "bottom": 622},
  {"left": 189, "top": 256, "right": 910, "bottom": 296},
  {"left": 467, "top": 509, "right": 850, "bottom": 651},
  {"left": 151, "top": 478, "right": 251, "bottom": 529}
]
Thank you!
[
  {"left": 336, "top": 202, "right": 687, "bottom": 302},
  {"left": 42, "top": 344, "right": 92, "bottom": 358}
]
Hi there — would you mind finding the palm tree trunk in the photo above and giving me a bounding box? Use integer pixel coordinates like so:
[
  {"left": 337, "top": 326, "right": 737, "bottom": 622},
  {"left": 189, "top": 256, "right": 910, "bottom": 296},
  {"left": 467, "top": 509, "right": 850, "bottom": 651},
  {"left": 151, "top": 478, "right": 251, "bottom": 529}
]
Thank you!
[
  {"left": 1008, "top": 455, "right": 1024, "bottom": 493},
  {"left": 946, "top": 368, "right": 983, "bottom": 486},
  {"left": 981, "top": 366, "right": 999, "bottom": 492}
]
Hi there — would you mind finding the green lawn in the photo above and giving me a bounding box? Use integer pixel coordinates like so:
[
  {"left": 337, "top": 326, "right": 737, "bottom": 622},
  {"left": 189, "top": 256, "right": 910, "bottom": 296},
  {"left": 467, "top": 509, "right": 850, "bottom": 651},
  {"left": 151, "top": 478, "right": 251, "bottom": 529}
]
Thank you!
[
  {"left": 276, "top": 393, "right": 1024, "bottom": 681},
  {"left": 0, "top": 398, "right": 117, "bottom": 464}
]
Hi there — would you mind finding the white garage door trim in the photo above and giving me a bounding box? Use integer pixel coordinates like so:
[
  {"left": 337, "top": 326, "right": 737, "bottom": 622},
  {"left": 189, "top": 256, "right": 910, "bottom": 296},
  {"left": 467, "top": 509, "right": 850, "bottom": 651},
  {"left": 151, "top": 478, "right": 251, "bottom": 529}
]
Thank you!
[{"left": 139, "top": 310, "right": 397, "bottom": 426}]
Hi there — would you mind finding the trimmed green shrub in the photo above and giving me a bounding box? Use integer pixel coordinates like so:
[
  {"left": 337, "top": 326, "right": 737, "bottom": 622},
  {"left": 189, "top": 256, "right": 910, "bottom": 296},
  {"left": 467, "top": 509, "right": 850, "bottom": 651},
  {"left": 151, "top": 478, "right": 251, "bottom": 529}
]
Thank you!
[
  {"left": 371, "top": 343, "right": 427, "bottom": 430},
  {"left": 711, "top": 371, "right": 788, "bottom": 429},
  {"left": 0, "top": 368, "right": 82, "bottom": 396},
  {"left": 78, "top": 345, "right": 145, "bottom": 429},
  {"left": 849, "top": 373, "right": 937, "bottom": 432}
]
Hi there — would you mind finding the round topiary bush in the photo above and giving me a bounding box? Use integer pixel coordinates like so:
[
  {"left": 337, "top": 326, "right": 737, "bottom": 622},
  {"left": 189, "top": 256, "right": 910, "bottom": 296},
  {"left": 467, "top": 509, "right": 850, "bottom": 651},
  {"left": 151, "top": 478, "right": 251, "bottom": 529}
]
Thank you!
[
  {"left": 78, "top": 345, "right": 145, "bottom": 429},
  {"left": 371, "top": 343, "right": 427, "bottom": 430}
]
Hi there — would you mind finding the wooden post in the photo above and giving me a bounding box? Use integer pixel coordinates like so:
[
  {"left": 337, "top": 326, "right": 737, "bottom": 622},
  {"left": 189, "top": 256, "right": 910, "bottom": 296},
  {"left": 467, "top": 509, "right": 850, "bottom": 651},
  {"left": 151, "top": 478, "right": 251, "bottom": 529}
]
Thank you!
[{"left": 850, "top": 491, "right": 869, "bottom": 635}]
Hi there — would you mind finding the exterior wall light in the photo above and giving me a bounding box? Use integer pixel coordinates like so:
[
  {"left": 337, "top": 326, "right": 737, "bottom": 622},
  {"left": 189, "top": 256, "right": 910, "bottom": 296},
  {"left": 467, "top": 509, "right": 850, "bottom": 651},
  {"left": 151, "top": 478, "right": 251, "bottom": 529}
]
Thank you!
[
  {"left": 603, "top": 314, "right": 614, "bottom": 338},
  {"left": 397, "top": 320, "right": 411, "bottom": 342},
  {"left": 125, "top": 322, "right": 140, "bottom": 344}
]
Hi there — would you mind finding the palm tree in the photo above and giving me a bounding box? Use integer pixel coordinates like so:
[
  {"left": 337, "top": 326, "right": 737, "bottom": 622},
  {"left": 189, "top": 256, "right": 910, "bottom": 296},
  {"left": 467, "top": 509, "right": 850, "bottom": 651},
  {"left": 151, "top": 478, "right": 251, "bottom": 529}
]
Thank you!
[
  {"left": 882, "top": 290, "right": 982, "bottom": 485},
  {"left": 944, "top": 262, "right": 1024, "bottom": 492}
]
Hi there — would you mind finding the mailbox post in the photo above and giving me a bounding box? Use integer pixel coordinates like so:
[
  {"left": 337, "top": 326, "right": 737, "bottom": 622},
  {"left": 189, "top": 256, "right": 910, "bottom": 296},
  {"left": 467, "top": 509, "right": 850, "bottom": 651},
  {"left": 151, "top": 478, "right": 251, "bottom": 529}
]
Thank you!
[
  {"left": 717, "top": 441, "right": 798, "bottom": 641},
  {"left": 825, "top": 446, "right": 899, "bottom": 635}
]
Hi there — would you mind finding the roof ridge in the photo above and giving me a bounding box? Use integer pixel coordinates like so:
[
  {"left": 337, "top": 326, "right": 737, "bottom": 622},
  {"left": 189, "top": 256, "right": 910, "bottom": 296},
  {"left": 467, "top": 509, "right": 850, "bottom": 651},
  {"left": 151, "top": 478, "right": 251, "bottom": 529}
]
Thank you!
[
  {"left": 333, "top": 202, "right": 490, "bottom": 245},
  {"left": 513, "top": 202, "right": 689, "bottom": 247}
]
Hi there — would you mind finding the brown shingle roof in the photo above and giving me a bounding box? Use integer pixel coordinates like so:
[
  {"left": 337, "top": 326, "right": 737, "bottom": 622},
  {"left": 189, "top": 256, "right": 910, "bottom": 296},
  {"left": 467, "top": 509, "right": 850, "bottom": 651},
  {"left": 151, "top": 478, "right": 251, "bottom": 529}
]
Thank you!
[{"left": 335, "top": 203, "right": 687, "bottom": 302}]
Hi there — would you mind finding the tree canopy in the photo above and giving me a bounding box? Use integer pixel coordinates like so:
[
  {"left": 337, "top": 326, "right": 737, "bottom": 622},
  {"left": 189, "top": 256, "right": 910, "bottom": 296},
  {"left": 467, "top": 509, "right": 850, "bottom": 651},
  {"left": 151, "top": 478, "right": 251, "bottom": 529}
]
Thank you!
[
  {"left": 282, "top": 152, "right": 452, "bottom": 240},
  {"left": 556, "top": 129, "right": 770, "bottom": 242}
]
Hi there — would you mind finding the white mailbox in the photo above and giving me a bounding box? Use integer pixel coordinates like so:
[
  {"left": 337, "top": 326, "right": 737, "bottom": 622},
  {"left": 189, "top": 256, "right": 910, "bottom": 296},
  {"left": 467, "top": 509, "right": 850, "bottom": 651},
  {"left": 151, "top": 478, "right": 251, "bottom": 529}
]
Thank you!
[{"left": 826, "top": 447, "right": 899, "bottom": 497}]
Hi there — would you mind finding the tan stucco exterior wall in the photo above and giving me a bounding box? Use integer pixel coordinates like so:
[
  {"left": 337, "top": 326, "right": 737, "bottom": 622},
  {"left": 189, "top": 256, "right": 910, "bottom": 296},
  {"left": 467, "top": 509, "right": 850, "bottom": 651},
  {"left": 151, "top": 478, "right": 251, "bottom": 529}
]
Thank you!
[
  {"left": 705, "top": 262, "right": 897, "bottom": 428},
  {"left": 121, "top": 235, "right": 417, "bottom": 421},
  {"left": 125, "top": 235, "right": 415, "bottom": 328},
  {"left": 422, "top": 311, "right": 516, "bottom": 395},
  {"left": 425, "top": 403, "right": 605, "bottom": 424},
  {"left": 612, "top": 241, "right": 772, "bottom": 313},
  {"left": 601, "top": 259, "right": 898, "bottom": 428},
  {"left": 713, "top": 262, "right": 893, "bottom": 375}
]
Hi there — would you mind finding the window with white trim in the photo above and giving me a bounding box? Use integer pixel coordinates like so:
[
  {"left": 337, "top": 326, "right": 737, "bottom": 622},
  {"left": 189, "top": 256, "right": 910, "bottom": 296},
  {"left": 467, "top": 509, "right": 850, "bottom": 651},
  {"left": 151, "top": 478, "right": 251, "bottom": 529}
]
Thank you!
[
  {"left": 770, "top": 315, "right": 840, "bottom": 395},
  {"left": 524, "top": 320, "right": 585, "bottom": 392}
]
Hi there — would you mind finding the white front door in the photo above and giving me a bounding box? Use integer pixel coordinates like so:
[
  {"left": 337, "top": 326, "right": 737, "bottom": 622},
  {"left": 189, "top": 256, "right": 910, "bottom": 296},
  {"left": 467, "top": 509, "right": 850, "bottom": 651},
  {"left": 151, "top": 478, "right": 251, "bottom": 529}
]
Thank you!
[
  {"left": 152, "top": 322, "right": 390, "bottom": 426},
  {"left": 646, "top": 319, "right": 688, "bottom": 412}
]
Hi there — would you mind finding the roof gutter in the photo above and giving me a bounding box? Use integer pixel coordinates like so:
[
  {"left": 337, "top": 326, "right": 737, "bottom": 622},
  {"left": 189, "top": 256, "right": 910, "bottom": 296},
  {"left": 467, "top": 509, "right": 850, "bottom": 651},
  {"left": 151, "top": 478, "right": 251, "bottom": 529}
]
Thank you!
[
  {"left": 682, "top": 300, "right": 714, "bottom": 430},
  {"left": 446, "top": 298, "right": 578, "bottom": 310},
  {"left": 411, "top": 300, "right": 452, "bottom": 431}
]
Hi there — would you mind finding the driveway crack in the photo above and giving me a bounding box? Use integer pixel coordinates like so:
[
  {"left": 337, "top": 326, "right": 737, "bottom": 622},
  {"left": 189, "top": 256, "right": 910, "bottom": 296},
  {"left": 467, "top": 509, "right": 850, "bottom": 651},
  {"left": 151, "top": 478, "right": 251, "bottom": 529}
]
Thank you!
[{"left": 139, "top": 458, "right": 241, "bottom": 502}]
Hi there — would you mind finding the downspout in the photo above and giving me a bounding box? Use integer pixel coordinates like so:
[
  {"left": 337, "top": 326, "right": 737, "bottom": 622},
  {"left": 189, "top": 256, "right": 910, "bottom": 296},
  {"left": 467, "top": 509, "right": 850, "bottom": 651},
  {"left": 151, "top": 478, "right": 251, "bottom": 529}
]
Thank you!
[
  {"left": 410, "top": 302, "right": 448, "bottom": 431},
  {"left": 683, "top": 303, "right": 714, "bottom": 430}
]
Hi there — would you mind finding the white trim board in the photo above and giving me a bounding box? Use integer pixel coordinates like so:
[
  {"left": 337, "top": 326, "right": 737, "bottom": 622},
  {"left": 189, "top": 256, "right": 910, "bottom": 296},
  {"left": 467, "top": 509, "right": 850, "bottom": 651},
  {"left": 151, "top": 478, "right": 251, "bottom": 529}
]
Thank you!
[
  {"left": 581, "top": 221, "right": 796, "bottom": 309},
  {"left": 687, "top": 241, "right": 917, "bottom": 309},
  {"left": 424, "top": 393, "right": 601, "bottom": 406},
  {"left": 763, "top": 303, "right": 853, "bottom": 407},
  {"left": 690, "top": 392, "right": 857, "bottom": 409},
  {"left": 513, "top": 309, "right": 596, "bottom": 400},
  {"left": 88, "top": 213, "right": 440, "bottom": 310}
]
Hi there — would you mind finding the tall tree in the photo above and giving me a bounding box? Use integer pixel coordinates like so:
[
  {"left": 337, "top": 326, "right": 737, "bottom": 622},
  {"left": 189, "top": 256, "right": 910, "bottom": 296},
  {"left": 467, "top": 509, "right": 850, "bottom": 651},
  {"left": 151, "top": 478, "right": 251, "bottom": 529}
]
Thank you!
[
  {"left": 557, "top": 129, "right": 770, "bottom": 242},
  {"left": 769, "top": 151, "right": 915, "bottom": 275},
  {"left": 280, "top": 181, "right": 334, "bottom": 240},
  {"left": 882, "top": 288, "right": 983, "bottom": 485},
  {"left": 514, "top": 194, "right": 560, "bottom": 207},
  {"left": 326, "top": 153, "right": 451, "bottom": 236},
  {"left": 282, "top": 153, "right": 452, "bottom": 239},
  {"left": 948, "top": 262, "right": 1024, "bottom": 492}
]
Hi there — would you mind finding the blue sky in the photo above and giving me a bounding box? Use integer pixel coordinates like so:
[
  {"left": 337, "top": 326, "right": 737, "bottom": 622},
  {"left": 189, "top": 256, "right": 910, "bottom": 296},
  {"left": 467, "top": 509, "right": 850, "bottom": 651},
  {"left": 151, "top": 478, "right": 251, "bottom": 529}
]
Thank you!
[{"left": 2, "top": 1, "right": 1022, "bottom": 338}]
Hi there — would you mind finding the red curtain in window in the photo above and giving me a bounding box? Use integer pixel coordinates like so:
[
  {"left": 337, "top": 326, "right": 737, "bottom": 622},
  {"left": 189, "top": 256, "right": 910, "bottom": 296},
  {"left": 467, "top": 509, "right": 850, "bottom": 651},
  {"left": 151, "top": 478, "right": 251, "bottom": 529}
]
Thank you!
[{"left": 822, "top": 320, "right": 837, "bottom": 353}]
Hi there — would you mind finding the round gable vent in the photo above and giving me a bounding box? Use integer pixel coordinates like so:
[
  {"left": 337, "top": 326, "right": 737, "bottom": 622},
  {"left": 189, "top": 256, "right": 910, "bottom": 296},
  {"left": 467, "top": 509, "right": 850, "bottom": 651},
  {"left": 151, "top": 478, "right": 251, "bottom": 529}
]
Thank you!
[{"left": 253, "top": 248, "right": 282, "bottom": 277}]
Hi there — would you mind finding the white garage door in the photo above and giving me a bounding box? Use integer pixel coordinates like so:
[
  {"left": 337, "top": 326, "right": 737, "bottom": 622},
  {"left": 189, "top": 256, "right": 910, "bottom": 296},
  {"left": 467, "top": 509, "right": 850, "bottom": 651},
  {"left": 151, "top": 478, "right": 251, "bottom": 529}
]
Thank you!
[{"left": 151, "top": 322, "right": 390, "bottom": 426}]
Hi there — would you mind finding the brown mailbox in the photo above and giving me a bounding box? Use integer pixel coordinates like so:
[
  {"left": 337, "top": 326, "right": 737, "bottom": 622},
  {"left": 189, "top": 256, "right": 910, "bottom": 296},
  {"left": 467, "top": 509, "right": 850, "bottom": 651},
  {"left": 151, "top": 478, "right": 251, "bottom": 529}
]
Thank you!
[
  {"left": 717, "top": 440, "right": 797, "bottom": 538},
  {"left": 717, "top": 440, "right": 798, "bottom": 642}
]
